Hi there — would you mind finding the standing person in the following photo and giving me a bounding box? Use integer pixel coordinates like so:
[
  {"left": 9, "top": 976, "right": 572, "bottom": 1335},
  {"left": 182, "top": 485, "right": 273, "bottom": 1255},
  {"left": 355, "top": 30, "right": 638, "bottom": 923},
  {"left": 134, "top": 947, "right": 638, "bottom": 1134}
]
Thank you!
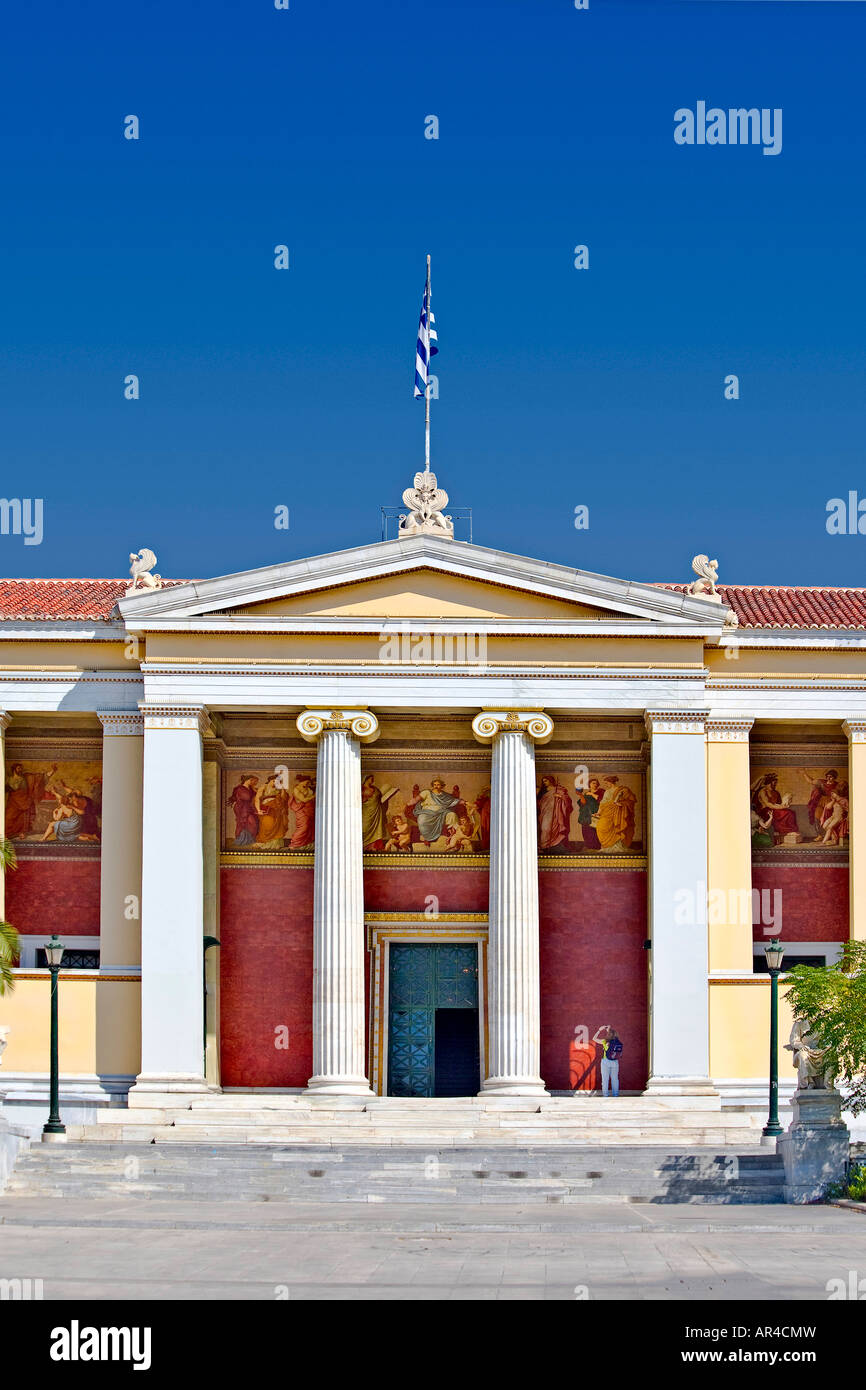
[{"left": 593, "top": 1025, "right": 623, "bottom": 1097}]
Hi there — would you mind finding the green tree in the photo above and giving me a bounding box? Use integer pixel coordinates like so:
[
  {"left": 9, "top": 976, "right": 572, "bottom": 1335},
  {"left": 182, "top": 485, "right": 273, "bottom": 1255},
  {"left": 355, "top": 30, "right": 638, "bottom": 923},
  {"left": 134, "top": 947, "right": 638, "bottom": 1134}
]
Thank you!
[
  {"left": 0, "top": 837, "right": 19, "bottom": 996},
  {"left": 784, "top": 941, "right": 866, "bottom": 1114}
]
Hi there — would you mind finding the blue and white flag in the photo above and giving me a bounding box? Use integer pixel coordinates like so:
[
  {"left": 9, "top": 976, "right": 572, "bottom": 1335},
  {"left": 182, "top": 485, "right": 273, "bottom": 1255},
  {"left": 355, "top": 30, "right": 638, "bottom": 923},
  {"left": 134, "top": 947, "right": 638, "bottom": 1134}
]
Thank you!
[{"left": 414, "top": 280, "right": 438, "bottom": 398}]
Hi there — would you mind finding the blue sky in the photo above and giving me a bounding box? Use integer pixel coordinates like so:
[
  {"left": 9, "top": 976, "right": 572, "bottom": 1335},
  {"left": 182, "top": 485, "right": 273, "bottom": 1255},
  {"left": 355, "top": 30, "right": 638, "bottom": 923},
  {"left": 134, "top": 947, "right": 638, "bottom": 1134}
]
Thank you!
[{"left": 1, "top": 0, "right": 865, "bottom": 585}]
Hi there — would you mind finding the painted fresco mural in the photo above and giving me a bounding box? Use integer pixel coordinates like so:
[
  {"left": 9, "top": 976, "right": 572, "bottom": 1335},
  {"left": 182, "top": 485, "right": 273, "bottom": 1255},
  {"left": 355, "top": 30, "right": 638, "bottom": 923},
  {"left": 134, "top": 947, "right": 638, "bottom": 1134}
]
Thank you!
[
  {"left": 226, "top": 769, "right": 317, "bottom": 850},
  {"left": 750, "top": 765, "right": 849, "bottom": 849},
  {"left": 5, "top": 761, "right": 102, "bottom": 843},
  {"left": 223, "top": 764, "right": 644, "bottom": 854},
  {"left": 536, "top": 770, "right": 643, "bottom": 853}
]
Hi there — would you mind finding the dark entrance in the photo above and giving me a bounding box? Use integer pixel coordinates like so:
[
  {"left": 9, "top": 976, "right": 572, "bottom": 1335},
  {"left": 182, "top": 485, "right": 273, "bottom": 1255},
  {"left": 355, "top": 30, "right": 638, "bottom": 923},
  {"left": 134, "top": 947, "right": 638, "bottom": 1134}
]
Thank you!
[
  {"left": 387, "top": 943, "right": 480, "bottom": 1097},
  {"left": 434, "top": 1009, "right": 481, "bottom": 1097}
]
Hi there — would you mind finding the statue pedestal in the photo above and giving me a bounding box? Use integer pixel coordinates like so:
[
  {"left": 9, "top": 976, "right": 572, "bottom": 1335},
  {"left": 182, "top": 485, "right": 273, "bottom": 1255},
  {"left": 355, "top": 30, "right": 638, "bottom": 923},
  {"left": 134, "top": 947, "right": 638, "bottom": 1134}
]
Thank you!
[{"left": 778, "top": 1088, "right": 850, "bottom": 1204}]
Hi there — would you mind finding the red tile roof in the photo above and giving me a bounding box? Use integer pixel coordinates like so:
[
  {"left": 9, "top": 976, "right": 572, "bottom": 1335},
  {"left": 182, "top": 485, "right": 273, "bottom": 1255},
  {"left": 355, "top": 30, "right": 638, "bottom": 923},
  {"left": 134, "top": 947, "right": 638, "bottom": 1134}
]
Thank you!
[
  {"left": 0, "top": 579, "right": 128, "bottom": 621},
  {"left": 0, "top": 579, "right": 187, "bottom": 622},
  {"left": 0, "top": 578, "right": 864, "bottom": 630},
  {"left": 657, "top": 584, "right": 866, "bottom": 630}
]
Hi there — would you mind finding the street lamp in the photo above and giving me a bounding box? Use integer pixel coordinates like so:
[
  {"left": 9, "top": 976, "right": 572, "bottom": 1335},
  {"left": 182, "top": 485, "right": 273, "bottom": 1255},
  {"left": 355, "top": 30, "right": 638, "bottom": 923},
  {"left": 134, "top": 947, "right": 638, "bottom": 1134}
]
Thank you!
[
  {"left": 42, "top": 935, "right": 66, "bottom": 1143},
  {"left": 763, "top": 938, "right": 785, "bottom": 1140}
]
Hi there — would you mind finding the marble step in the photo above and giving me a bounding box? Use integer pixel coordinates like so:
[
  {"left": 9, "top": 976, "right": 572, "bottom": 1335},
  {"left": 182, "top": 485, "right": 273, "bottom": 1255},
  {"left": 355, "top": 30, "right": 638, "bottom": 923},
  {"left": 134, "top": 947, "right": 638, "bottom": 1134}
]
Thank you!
[{"left": 8, "top": 1142, "right": 784, "bottom": 1204}]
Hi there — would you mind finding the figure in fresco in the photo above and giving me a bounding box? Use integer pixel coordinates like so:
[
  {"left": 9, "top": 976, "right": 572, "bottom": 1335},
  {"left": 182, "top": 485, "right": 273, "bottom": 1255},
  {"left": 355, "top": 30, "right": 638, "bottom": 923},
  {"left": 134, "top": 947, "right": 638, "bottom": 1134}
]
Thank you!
[
  {"left": 595, "top": 775, "right": 637, "bottom": 851},
  {"left": 575, "top": 776, "right": 604, "bottom": 851},
  {"left": 405, "top": 778, "right": 462, "bottom": 845},
  {"left": 445, "top": 812, "right": 480, "bottom": 853},
  {"left": 569, "top": 1026, "right": 598, "bottom": 1092},
  {"left": 817, "top": 780, "right": 849, "bottom": 845},
  {"left": 254, "top": 775, "right": 291, "bottom": 849},
  {"left": 537, "top": 774, "right": 573, "bottom": 850},
  {"left": 53, "top": 780, "right": 100, "bottom": 840},
  {"left": 473, "top": 786, "right": 491, "bottom": 850},
  {"left": 5, "top": 762, "right": 56, "bottom": 839},
  {"left": 361, "top": 775, "right": 398, "bottom": 850},
  {"left": 751, "top": 772, "right": 801, "bottom": 844},
  {"left": 287, "top": 774, "right": 316, "bottom": 850},
  {"left": 801, "top": 768, "right": 839, "bottom": 836},
  {"left": 229, "top": 775, "right": 260, "bottom": 846},
  {"left": 751, "top": 806, "right": 775, "bottom": 850},
  {"left": 384, "top": 813, "right": 414, "bottom": 851}
]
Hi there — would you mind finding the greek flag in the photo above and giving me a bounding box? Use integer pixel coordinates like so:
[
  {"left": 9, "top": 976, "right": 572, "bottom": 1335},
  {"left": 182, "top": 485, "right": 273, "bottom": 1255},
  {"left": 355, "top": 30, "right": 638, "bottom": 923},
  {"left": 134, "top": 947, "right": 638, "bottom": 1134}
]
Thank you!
[{"left": 414, "top": 281, "right": 438, "bottom": 398}]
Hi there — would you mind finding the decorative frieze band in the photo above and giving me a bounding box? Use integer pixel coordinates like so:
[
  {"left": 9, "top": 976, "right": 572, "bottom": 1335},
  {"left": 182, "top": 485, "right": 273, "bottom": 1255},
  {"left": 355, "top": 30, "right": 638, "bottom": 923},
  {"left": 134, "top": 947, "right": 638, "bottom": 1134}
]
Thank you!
[
  {"left": 471, "top": 709, "right": 554, "bottom": 745},
  {"left": 139, "top": 704, "right": 212, "bottom": 737},
  {"left": 645, "top": 710, "right": 709, "bottom": 736},
  {"left": 97, "top": 711, "right": 145, "bottom": 737},
  {"left": 296, "top": 709, "right": 380, "bottom": 744},
  {"left": 842, "top": 720, "right": 866, "bottom": 745},
  {"left": 705, "top": 717, "right": 754, "bottom": 743}
]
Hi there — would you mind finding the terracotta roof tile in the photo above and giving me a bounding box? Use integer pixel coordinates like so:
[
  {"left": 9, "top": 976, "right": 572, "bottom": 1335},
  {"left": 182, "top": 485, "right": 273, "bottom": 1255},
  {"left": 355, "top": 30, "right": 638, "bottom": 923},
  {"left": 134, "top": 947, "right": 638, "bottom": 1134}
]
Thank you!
[
  {"left": 657, "top": 583, "right": 866, "bottom": 630},
  {"left": 0, "top": 579, "right": 186, "bottom": 622}
]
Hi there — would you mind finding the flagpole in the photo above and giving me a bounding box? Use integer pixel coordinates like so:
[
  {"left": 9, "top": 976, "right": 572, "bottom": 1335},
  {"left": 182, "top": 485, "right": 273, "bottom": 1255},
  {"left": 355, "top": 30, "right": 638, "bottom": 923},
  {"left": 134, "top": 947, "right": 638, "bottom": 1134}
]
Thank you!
[{"left": 424, "top": 253, "right": 431, "bottom": 474}]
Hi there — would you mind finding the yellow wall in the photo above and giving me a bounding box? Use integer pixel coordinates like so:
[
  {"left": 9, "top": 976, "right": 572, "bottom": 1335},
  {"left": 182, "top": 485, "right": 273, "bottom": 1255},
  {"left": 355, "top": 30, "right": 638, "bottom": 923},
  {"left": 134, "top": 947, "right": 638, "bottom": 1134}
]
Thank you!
[
  {"left": 231, "top": 569, "right": 622, "bottom": 619},
  {"left": 0, "top": 641, "right": 134, "bottom": 671},
  {"left": 706, "top": 736, "right": 753, "bottom": 973},
  {"left": 0, "top": 976, "right": 140, "bottom": 1076},
  {"left": 709, "top": 978, "right": 796, "bottom": 1080}
]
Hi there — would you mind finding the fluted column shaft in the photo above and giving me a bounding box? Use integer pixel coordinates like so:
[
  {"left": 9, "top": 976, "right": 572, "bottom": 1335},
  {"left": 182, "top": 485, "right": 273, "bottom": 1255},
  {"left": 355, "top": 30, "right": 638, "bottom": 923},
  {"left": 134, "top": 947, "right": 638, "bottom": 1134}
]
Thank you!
[
  {"left": 473, "top": 710, "right": 553, "bottom": 1096},
  {"left": 298, "top": 709, "right": 379, "bottom": 1096}
]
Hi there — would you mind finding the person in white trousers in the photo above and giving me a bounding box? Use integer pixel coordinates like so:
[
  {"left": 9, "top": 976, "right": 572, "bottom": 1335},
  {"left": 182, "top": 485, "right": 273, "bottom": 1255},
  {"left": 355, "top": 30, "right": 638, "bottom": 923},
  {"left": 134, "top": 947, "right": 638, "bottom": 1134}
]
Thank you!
[{"left": 593, "top": 1024, "right": 622, "bottom": 1096}]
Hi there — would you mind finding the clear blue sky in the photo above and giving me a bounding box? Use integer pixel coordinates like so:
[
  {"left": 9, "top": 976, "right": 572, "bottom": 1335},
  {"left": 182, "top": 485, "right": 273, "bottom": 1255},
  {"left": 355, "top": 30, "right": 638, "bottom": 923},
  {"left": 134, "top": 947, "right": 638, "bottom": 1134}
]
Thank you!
[{"left": 2, "top": 0, "right": 865, "bottom": 586}]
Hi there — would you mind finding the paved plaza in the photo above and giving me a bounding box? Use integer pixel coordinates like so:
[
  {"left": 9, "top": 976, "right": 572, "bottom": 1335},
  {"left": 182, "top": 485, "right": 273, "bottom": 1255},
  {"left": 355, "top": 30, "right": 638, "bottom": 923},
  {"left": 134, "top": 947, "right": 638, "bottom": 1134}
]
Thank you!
[{"left": 1, "top": 1198, "right": 863, "bottom": 1300}]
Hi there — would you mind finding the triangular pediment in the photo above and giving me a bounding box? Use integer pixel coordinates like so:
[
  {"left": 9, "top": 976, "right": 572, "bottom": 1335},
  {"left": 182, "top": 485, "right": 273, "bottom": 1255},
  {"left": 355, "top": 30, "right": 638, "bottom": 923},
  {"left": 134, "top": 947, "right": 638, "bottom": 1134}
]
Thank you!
[
  {"left": 228, "top": 569, "right": 623, "bottom": 621},
  {"left": 118, "top": 534, "right": 731, "bottom": 631}
]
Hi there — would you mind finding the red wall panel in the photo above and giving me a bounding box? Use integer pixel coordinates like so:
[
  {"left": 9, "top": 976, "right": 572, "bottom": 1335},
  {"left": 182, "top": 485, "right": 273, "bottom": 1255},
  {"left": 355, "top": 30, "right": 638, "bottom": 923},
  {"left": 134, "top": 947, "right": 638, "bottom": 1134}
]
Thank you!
[
  {"left": 751, "top": 864, "right": 848, "bottom": 942},
  {"left": 539, "top": 871, "right": 648, "bottom": 1092},
  {"left": 219, "top": 866, "right": 313, "bottom": 1087},
  {"left": 363, "top": 867, "right": 488, "bottom": 913},
  {"left": 7, "top": 858, "right": 100, "bottom": 934}
]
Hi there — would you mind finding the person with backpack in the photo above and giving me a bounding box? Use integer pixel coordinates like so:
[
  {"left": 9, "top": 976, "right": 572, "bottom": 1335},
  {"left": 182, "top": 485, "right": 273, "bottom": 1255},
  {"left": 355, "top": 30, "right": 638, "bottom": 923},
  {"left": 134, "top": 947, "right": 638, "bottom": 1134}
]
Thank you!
[{"left": 593, "top": 1025, "right": 623, "bottom": 1096}]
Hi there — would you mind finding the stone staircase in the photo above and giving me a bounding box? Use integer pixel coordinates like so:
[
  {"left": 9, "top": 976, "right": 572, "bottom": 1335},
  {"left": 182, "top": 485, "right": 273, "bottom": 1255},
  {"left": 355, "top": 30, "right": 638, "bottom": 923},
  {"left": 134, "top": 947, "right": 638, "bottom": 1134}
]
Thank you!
[
  {"left": 59, "top": 1094, "right": 767, "bottom": 1148},
  {"left": 5, "top": 1141, "right": 785, "bottom": 1204}
]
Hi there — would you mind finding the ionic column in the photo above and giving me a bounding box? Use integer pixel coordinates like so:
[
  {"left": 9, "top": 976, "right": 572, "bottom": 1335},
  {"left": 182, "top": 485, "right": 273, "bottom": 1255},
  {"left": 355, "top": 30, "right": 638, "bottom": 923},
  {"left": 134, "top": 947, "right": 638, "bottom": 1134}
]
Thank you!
[
  {"left": 843, "top": 721, "right": 866, "bottom": 942},
  {"left": 131, "top": 705, "right": 210, "bottom": 1099},
  {"left": 472, "top": 709, "right": 553, "bottom": 1096},
  {"left": 0, "top": 711, "right": 11, "bottom": 920},
  {"left": 644, "top": 710, "right": 715, "bottom": 1097},
  {"left": 297, "top": 708, "right": 380, "bottom": 1096},
  {"left": 97, "top": 712, "right": 144, "bottom": 970}
]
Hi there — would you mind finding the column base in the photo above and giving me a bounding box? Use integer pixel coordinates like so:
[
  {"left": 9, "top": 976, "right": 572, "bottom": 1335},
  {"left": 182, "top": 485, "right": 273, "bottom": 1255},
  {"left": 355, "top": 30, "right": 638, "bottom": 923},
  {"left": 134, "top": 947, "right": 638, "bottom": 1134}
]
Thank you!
[
  {"left": 643, "top": 1075, "right": 721, "bottom": 1109},
  {"left": 480, "top": 1077, "right": 548, "bottom": 1098},
  {"left": 128, "top": 1073, "right": 210, "bottom": 1108},
  {"left": 305, "top": 1075, "right": 373, "bottom": 1098}
]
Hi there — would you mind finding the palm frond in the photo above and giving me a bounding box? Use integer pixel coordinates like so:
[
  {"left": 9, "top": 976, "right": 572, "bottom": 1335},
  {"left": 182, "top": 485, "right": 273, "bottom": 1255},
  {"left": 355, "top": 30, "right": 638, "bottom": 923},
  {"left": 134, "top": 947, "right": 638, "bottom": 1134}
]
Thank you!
[{"left": 0, "top": 919, "right": 20, "bottom": 997}]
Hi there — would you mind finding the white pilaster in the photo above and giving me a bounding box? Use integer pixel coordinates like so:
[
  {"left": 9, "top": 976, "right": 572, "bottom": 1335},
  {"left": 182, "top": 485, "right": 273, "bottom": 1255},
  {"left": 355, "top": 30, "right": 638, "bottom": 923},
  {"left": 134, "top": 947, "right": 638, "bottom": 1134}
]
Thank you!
[
  {"left": 0, "top": 711, "right": 11, "bottom": 920},
  {"left": 96, "top": 712, "right": 144, "bottom": 970},
  {"left": 472, "top": 710, "right": 553, "bottom": 1096},
  {"left": 644, "top": 710, "right": 715, "bottom": 1098},
  {"left": 843, "top": 721, "right": 866, "bottom": 943},
  {"left": 131, "top": 705, "right": 210, "bottom": 1099},
  {"left": 297, "top": 709, "right": 379, "bottom": 1096}
]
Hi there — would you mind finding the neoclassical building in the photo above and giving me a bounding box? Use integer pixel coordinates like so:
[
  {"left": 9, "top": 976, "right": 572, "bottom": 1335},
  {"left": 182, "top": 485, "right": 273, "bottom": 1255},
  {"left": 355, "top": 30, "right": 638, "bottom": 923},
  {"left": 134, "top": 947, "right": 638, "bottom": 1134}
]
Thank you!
[{"left": 1, "top": 505, "right": 864, "bottom": 1133}]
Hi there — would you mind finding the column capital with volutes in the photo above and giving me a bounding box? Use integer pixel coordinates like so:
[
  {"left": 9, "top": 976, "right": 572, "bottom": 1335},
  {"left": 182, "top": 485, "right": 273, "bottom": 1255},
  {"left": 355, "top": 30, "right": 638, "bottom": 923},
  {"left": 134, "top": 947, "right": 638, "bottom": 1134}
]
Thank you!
[
  {"left": 471, "top": 709, "right": 554, "bottom": 745},
  {"left": 296, "top": 709, "right": 380, "bottom": 744}
]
